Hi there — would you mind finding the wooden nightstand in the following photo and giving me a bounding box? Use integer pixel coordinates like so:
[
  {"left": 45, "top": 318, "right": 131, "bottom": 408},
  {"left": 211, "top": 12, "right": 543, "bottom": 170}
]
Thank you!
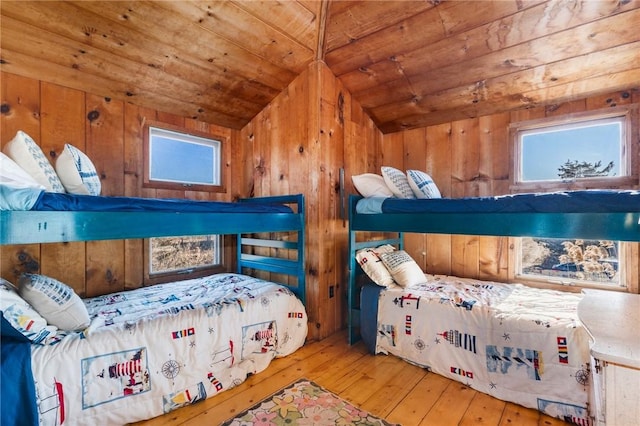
[{"left": 578, "top": 289, "right": 640, "bottom": 426}]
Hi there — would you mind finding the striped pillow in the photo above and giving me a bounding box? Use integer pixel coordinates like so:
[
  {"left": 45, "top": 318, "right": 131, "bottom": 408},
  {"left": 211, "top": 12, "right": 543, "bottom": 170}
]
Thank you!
[
  {"left": 55, "top": 143, "right": 101, "bottom": 195},
  {"left": 3, "top": 131, "right": 65, "bottom": 193},
  {"left": 381, "top": 166, "right": 415, "bottom": 199},
  {"left": 407, "top": 169, "right": 441, "bottom": 199},
  {"left": 19, "top": 273, "right": 90, "bottom": 332}
]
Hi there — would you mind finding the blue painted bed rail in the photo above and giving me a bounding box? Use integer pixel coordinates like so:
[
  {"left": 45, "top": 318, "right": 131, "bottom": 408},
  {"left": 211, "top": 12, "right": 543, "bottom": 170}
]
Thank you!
[
  {"left": 0, "top": 192, "right": 306, "bottom": 244},
  {"left": 349, "top": 195, "right": 640, "bottom": 241},
  {"left": 237, "top": 194, "right": 306, "bottom": 303},
  {"left": 0, "top": 194, "right": 307, "bottom": 304}
]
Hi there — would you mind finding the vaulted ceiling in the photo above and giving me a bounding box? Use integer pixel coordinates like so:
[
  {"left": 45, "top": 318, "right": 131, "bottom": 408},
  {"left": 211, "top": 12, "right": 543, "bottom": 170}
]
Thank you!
[{"left": 1, "top": 0, "right": 639, "bottom": 133}]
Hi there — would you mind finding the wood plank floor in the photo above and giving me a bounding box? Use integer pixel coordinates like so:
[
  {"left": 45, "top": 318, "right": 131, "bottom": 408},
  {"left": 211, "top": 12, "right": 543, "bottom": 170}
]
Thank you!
[{"left": 132, "top": 330, "right": 570, "bottom": 426}]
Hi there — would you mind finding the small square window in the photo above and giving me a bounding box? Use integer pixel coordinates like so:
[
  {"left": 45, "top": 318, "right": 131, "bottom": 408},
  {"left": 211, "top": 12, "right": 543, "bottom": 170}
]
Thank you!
[
  {"left": 144, "top": 122, "right": 224, "bottom": 192},
  {"left": 511, "top": 107, "right": 633, "bottom": 191},
  {"left": 520, "top": 119, "right": 622, "bottom": 182},
  {"left": 145, "top": 235, "right": 224, "bottom": 285},
  {"left": 516, "top": 237, "right": 625, "bottom": 290},
  {"left": 149, "top": 235, "right": 222, "bottom": 275}
]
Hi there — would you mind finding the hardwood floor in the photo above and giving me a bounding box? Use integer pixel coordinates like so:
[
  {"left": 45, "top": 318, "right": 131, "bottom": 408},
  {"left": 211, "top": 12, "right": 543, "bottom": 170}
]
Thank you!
[{"left": 133, "top": 330, "right": 570, "bottom": 426}]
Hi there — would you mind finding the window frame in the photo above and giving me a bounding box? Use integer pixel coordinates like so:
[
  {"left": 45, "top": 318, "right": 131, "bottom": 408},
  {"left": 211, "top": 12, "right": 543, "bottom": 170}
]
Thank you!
[
  {"left": 513, "top": 237, "right": 629, "bottom": 293},
  {"left": 143, "top": 235, "right": 226, "bottom": 286},
  {"left": 143, "top": 121, "right": 227, "bottom": 193},
  {"left": 509, "top": 106, "right": 636, "bottom": 193}
]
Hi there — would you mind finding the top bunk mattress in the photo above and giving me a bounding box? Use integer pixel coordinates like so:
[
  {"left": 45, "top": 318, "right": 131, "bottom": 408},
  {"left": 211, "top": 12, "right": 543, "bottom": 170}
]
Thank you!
[
  {"left": 356, "top": 190, "right": 640, "bottom": 214},
  {"left": 1, "top": 186, "right": 292, "bottom": 213}
]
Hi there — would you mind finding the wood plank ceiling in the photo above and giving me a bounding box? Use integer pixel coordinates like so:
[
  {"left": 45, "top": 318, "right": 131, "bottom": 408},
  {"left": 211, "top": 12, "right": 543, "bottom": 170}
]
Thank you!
[{"left": 1, "top": 0, "right": 639, "bottom": 133}]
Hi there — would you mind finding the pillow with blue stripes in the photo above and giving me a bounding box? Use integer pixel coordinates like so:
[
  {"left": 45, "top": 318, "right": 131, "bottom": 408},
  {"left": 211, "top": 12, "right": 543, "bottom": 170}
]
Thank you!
[
  {"left": 19, "top": 273, "right": 90, "bottom": 332},
  {"left": 407, "top": 169, "right": 441, "bottom": 199},
  {"left": 381, "top": 166, "right": 415, "bottom": 199},
  {"left": 3, "top": 131, "right": 65, "bottom": 193},
  {"left": 55, "top": 143, "right": 101, "bottom": 196}
]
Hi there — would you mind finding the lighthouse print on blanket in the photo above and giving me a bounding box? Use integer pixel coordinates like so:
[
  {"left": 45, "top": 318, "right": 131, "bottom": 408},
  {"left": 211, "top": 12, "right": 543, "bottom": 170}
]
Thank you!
[
  {"left": 374, "top": 274, "right": 591, "bottom": 424},
  {"left": 29, "top": 273, "right": 307, "bottom": 425}
]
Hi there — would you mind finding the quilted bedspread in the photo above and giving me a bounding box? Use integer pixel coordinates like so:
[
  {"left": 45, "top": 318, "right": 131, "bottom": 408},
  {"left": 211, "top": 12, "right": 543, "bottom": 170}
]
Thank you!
[
  {"left": 29, "top": 273, "right": 307, "bottom": 425},
  {"left": 374, "top": 274, "right": 591, "bottom": 424}
]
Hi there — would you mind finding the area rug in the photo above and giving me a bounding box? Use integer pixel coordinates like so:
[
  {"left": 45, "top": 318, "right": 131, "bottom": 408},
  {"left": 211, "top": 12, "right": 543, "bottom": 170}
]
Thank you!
[{"left": 222, "top": 378, "right": 399, "bottom": 425}]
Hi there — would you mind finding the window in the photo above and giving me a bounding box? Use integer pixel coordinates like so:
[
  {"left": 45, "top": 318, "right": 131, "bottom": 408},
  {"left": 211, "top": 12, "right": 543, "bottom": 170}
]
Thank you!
[
  {"left": 511, "top": 106, "right": 637, "bottom": 291},
  {"left": 516, "top": 237, "right": 625, "bottom": 291},
  {"left": 145, "top": 235, "right": 224, "bottom": 284},
  {"left": 511, "top": 107, "right": 633, "bottom": 191},
  {"left": 142, "top": 121, "right": 227, "bottom": 284},
  {"left": 144, "top": 122, "right": 224, "bottom": 192}
]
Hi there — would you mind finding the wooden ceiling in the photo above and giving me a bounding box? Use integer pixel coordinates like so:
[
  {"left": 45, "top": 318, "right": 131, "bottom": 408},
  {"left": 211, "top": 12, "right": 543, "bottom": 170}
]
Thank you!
[{"left": 1, "top": 1, "right": 639, "bottom": 133}]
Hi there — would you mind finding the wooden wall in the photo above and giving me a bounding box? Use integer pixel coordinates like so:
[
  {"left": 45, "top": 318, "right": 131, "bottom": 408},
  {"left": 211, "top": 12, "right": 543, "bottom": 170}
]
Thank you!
[
  {"left": 1, "top": 71, "right": 236, "bottom": 298},
  {"left": 238, "top": 61, "right": 382, "bottom": 340},
  {"left": 382, "top": 89, "right": 640, "bottom": 290}
]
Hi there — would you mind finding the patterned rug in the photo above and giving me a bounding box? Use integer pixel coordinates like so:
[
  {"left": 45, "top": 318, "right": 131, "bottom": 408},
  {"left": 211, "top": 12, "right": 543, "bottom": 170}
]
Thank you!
[{"left": 222, "top": 378, "right": 399, "bottom": 425}]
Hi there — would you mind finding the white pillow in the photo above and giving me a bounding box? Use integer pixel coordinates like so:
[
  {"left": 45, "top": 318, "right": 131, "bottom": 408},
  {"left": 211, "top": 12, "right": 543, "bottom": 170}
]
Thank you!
[
  {"left": 0, "top": 278, "right": 57, "bottom": 344},
  {"left": 0, "top": 152, "right": 45, "bottom": 190},
  {"left": 351, "top": 174, "right": 393, "bottom": 198},
  {"left": 18, "top": 273, "right": 90, "bottom": 331},
  {"left": 380, "top": 250, "right": 425, "bottom": 287},
  {"left": 381, "top": 166, "right": 415, "bottom": 199},
  {"left": 407, "top": 169, "right": 441, "bottom": 199},
  {"left": 3, "top": 131, "right": 65, "bottom": 193},
  {"left": 55, "top": 143, "right": 101, "bottom": 195},
  {"left": 356, "top": 244, "right": 397, "bottom": 287}
]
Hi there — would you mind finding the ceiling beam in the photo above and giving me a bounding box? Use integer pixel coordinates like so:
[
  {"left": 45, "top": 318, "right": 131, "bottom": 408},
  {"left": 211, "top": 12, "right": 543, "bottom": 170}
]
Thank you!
[{"left": 316, "top": 0, "right": 330, "bottom": 61}]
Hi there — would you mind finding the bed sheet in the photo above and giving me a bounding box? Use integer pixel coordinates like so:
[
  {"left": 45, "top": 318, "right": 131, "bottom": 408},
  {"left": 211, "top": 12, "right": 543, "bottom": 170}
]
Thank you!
[
  {"left": 371, "top": 275, "right": 591, "bottom": 424},
  {"left": 29, "top": 273, "right": 307, "bottom": 425}
]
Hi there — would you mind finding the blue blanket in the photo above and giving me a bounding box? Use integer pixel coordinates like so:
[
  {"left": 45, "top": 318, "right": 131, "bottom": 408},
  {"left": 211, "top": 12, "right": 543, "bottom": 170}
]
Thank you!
[
  {"left": 34, "top": 192, "right": 293, "bottom": 213},
  {"left": 357, "top": 190, "right": 640, "bottom": 214},
  {"left": 1, "top": 315, "right": 38, "bottom": 426}
]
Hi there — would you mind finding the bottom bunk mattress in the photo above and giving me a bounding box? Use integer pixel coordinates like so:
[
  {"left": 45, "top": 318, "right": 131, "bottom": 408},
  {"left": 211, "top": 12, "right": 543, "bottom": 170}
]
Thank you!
[
  {"left": 360, "top": 274, "right": 591, "bottom": 424},
  {"left": 23, "top": 273, "right": 307, "bottom": 425}
]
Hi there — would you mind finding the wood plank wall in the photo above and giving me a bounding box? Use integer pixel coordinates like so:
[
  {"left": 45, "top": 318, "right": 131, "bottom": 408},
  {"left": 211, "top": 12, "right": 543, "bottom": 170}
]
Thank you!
[
  {"left": 0, "top": 71, "right": 236, "bottom": 299},
  {"left": 382, "top": 89, "right": 640, "bottom": 291},
  {"left": 239, "top": 61, "right": 382, "bottom": 341}
]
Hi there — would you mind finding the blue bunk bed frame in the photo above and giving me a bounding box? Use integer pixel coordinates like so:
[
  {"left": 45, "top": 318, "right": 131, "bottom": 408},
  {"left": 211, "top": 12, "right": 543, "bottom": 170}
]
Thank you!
[
  {"left": 347, "top": 194, "right": 640, "bottom": 344},
  {"left": 0, "top": 194, "right": 306, "bottom": 303}
]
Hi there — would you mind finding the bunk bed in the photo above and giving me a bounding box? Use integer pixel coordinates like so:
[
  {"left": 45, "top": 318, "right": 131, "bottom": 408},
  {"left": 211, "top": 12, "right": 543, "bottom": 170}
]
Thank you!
[
  {"left": 347, "top": 190, "right": 640, "bottom": 425},
  {"left": 0, "top": 189, "right": 307, "bottom": 426}
]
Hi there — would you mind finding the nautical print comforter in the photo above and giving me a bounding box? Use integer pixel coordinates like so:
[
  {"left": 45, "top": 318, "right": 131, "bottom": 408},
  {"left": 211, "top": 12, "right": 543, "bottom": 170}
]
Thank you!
[
  {"left": 29, "top": 273, "right": 308, "bottom": 425},
  {"left": 373, "top": 274, "right": 590, "bottom": 424}
]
